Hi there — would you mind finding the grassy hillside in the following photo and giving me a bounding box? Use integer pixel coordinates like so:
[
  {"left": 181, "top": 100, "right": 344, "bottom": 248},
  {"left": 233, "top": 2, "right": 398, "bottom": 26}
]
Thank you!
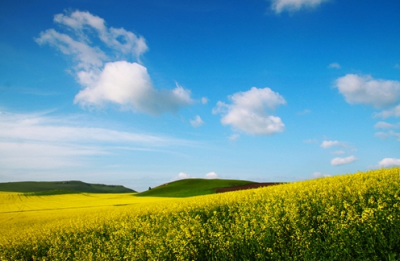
[
  {"left": 0, "top": 180, "right": 135, "bottom": 194},
  {"left": 136, "top": 178, "right": 255, "bottom": 197}
]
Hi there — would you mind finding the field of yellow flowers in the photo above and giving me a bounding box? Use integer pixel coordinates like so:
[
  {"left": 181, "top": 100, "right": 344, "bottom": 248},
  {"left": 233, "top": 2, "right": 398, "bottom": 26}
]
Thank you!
[{"left": 1, "top": 167, "right": 400, "bottom": 260}]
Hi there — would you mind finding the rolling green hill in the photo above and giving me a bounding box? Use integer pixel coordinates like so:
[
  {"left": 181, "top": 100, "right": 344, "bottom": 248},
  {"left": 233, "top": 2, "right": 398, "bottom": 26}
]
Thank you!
[
  {"left": 0, "top": 180, "right": 136, "bottom": 194},
  {"left": 136, "top": 178, "right": 255, "bottom": 197}
]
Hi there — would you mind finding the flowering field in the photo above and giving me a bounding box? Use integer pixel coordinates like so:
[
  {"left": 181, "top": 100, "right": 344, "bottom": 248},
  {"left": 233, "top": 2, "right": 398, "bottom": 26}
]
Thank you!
[{"left": 1, "top": 167, "right": 400, "bottom": 260}]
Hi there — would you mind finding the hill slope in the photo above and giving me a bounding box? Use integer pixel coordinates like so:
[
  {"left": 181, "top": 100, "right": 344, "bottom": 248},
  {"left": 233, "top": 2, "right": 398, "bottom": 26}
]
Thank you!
[
  {"left": 136, "top": 178, "right": 255, "bottom": 197},
  {"left": 0, "top": 180, "right": 135, "bottom": 194}
]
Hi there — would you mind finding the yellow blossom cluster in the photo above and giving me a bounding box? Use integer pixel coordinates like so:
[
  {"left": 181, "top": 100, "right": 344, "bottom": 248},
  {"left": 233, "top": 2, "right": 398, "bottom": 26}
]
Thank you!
[{"left": 1, "top": 167, "right": 400, "bottom": 260}]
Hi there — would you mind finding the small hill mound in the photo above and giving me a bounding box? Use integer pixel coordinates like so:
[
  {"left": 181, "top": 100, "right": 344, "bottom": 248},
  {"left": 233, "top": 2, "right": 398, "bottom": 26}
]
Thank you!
[
  {"left": 0, "top": 180, "right": 135, "bottom": 194},
  {"left": 136, "top": 178, "right": 255, "bottom": 197}
]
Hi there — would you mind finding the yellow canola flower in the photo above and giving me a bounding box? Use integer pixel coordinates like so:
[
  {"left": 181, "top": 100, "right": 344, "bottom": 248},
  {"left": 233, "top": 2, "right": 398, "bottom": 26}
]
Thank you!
[{"left": 1, "top": 167, "right": 400, "bottom": 260}]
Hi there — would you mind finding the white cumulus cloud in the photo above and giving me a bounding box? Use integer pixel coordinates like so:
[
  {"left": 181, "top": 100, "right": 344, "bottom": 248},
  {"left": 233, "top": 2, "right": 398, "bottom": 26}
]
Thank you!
[
  {"left": 270, "top": 0, "right": 329, "bottom": 13},
  {"left": 190, "top": 115, "right": 204, "bottom": 128},
  {"left": 331, "top": 155, "right": 357, "bottom": 166},
  {"left": 213, "top": 87, "right": 286, "bottom": 136},
  {"left": 320, "top": 140, "right": 343, "bottom": 148},
  {"left": 74, "top": 61, "right": 193, "bottom": 115},
  {"left": 335, "top": 74, "right": 400, "bottom": 109},
  {"left": 205, "top": 172, "right": 218, "bottom": 179},
  {"left": 36, "top": 10, "right": 193, "bottom": 115},
  {"left": 379, "top": 158, "right": 400, "bottom": 168},
  {"left": 173, "top": 172, "right": 191, "bottom": 180}
]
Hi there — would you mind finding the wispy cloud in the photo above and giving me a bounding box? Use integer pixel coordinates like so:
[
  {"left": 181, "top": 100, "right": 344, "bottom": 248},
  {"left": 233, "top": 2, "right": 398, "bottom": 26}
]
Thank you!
[
  {"left": 0, "top": 142, "right": 106, "bottom": 169},
  {"left": 389, "top": 131, "right": 400, "bottom": 141},
  {"left": 297, "top": 109, "right": 311, "bottom": 115},
  {"left": 0, "top": 110, "right": 189, "bottom": 171},
  {"left": 51, "top": 10, "right": 147, "bottom": 60},
  {"left": 312, "top": 172, "right": 330, "bottom": 178},
  {"left": 229, "top": 134, "right": 240, "bottom": 141},
  {"left": 374, "top": 121, "right": 400, "bottom": 129},
  {"left": 331, "top": 150, "right": 345, "bottom": 155},
  {"left": 0, "top": 112, "right": 171, "bottom": 145},
  {"left": 270, "top": 0, "right": 330, "bottom": 14},
  {"left": 374, "top": 129, "right": 400, "bottom": 141},
  {"left": 374, "top": 105, "right": 400, "bottom": 119},
  {"left": 320, "top": 140, "right": 345, "bottom": 149},
  {"left": 36, "top": 10, "right": 193, "bottom": 115},
  {"left": 303, "top": 138, "right": 317, "bottom": 144},
  {"left": 213, "top": 87, "right": 286, "bottom": 136},
  {"left": 190, "top": 115, "right": 204, "bottom": 128},
  {"left": 331, "top": 155, "right": 357, "bottom": 166},
  {"left": 375, "top": 132, "right": 390, "bottom": 140},
  {"left": 328, "top": 62, "right": 341, "bottom": 69}
]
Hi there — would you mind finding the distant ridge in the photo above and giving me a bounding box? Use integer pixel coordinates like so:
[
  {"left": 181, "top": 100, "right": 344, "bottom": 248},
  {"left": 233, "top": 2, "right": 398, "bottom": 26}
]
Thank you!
[{"left": 0, "top": 180, "right": 136, "bottom": 193}]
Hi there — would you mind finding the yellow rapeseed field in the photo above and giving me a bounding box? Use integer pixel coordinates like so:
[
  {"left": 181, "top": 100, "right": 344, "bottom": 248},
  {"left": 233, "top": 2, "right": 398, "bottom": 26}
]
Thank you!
[
  {"left": 0, "top": 192, "right": 178, "bottom": 242},
  {"left": 1, "top": 167, "right": 400, "bottom": 260}
]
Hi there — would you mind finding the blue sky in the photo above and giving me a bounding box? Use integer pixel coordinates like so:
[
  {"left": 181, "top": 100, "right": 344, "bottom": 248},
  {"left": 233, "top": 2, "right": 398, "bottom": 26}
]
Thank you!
[{"left": 1, "top": 0, "right": 399, "bottom": 191}]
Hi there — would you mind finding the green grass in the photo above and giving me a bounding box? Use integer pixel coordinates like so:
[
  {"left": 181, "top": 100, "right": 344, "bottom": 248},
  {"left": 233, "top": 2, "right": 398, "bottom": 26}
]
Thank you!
[
  {"left": 136, "top": 178, "right": 255, "bottom": 197},
  {"left": 0, "top": 180, "right": 135, "bottom": 194}
]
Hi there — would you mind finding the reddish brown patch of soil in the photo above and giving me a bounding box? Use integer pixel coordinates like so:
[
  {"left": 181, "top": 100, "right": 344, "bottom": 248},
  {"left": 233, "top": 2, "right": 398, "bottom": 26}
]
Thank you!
[{"left": 216, "top": 182, "right": 284, "bottom": 193}]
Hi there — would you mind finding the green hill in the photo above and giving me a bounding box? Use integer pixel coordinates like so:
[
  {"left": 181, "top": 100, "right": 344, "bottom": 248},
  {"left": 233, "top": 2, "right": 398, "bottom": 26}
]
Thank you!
[
  {"left": 0, "top": 180, "right": 136, "bottom": 194},
  {"left": 136, "top": 178, "right": 255, "bottom": 197}
]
